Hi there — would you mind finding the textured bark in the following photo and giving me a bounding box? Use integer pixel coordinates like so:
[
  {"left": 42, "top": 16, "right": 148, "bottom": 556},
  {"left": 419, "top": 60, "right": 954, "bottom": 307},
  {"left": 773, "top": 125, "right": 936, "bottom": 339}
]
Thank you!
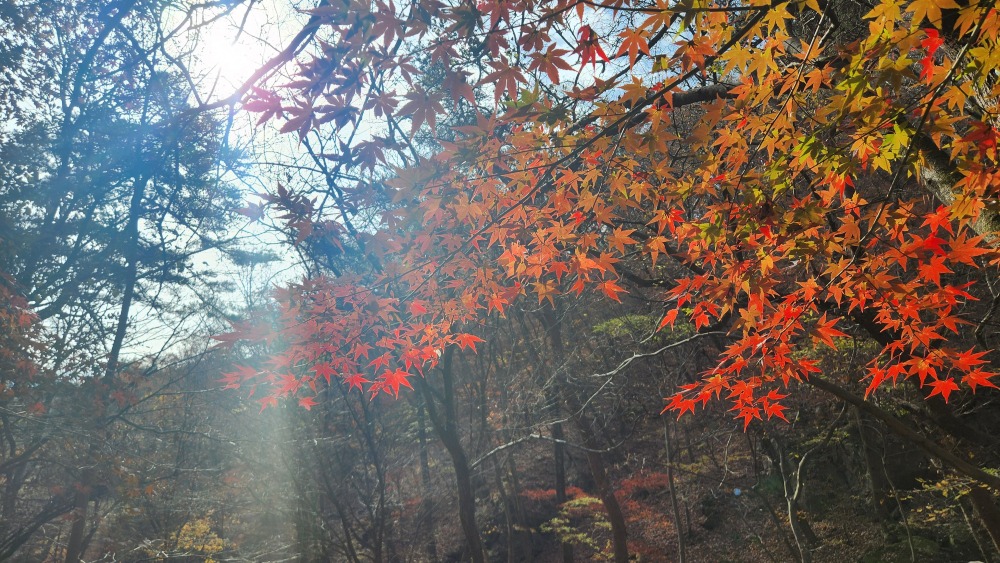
[
  {"left": 915, "top": 134, "right": 1000, "bottom": 245},
  {"left": 805, "top": 377, "right": 1000, "bottom": 490},
  {"left": 417, "top": 400, "right": 439, "bottom": 562},
  {"left": 66, "top": 174, "right": 148, "bottom": 563},
  {"left": 969, "top": 486, "right": 1000, "bottom": 555},
  {"left": 417, "top": 354, "right": 486, "bottom": 563},
  {"left": 551, "top": 406, "right": 574, "bottom": 563},
  {"left": 664, "top": 419, "right": 687, "bottom": 563},
  {"left": 542, "top": 308, "right": 629, "bottom": 563},
  {"left": 852, "top": 408, "right": 893, "bottom": 523},
  {"left": 579, "top": 439, "right": 629, "bottom": 563}
]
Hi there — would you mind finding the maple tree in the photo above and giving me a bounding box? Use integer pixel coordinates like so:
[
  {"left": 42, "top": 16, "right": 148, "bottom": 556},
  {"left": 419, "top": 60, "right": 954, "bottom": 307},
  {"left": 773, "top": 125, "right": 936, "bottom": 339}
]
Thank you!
[{"left": 214, "top": 0, "right": 1000, "bottom": 551}]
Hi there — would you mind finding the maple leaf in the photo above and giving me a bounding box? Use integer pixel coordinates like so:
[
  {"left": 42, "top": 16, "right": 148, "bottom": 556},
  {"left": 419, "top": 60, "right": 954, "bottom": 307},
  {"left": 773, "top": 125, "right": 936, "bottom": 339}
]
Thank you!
[
  {"left": 662, "top": 393, "right": 697, "bottom": 418},
  {"left": 907, "top": 0, "right": 960, "bottom": 28},
  {"left": 577, "top": 25, "right": 609, "bottom": 68},
  {"left": 811, "top": 314, "right": 848, "bottom": 349},
  {"left": 241, "top": 87, "right": 283, "bottom": 124},
  {"left": 455, "top": 333, "right": 485, "bottom": 351},
  {"left": 343, "top": 373, "right": 370, "bottom": 393},
  {"left": 926, "top": 378, "right": 960, "bottom": 402},
  {"left": 368, "top": 354, "right": 391, "bottom": 371},
  {"left": 312, "top": 362, "right": 336, "bottom": 384},
  {"left": 377, "top": 368, "right": 414, "bottom": 399},
  {"left": 644, "top": 235, "right": 668, "bottom": 265},
  {"left": 675, "top": 35, "right": 716, "bottom": 73},
  {"left": 258, "top": 395, "right": 278, "bottom": 413},
  {"left": 962, "top": 370, "right": 998, "bottom": 392},
  {"left": 615, "top": 28, "right": 649, "bottom": 67},
  {"left": 276, "top": 374, "right": 302, "bottom": 396},
  {"left": 608, "top": 227, "right": 637, "bottom": 255},
  {"left": 398, "top": 86, "right": 445, "bottom": 135},
  {"left": 918, "top": 256, "right": 952, "bottom": 286},
  {"left": 409, "top": 300, "right": 429, "bottom": 316},
  {"left": 599, "top": 279, "right": 627, "bottom": 302},
  {"left": 918, "top": 29, "right": 945, "bottom": 83},
  {"left": 219, "top": 365, "right": 258, "bottom": 390},
  {"left": 735, "top": 406, "right": 762, "bottom": 430},
  {"left": 442, "top": 69, "right": 475, "bottom": 107},
  {"left": 948, "top": 233, "right": 990, "bottom": 266},
  {"left": 298, "top": 396, "right": 319, "bottom": 410},
  {"left": 549, "top": 261, "right": 570, "bottom": 281},
  {"left": 952, "top": 348, "right": 988, "bottom": 372},
  {"left": 210, "top": 331, "right": 243, "bottom": 349},
  {"left": 658, "top": 309, "right": 679, "bottom": 331},
  {"left": 487, "top": 292, "right": 509, "bottom": 315},
  {"left": 481, "top": 65, "right": 526, "bottom": 104},
  {"left": 352, "top": 342, "right": 373, "bottom": 360},
  {"left": 761, "top": 399, "right": 788, "bottom": 422},
  {"left": 921, "top": 205, "right": 953, "bottom": 235},
  {"left": 906, "top": 356, "right": 939, "bottom": 386},
  {"left": 528, "top": 47, "right": 574, "bottom": 84},
  {"left": 236, "top": 202, "right": 266, "bottom": 221}
]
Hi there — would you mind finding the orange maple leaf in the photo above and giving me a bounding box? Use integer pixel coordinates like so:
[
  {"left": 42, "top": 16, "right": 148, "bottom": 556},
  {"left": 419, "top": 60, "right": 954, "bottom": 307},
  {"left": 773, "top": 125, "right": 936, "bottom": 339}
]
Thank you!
[{"left": 926, "top": 378, "right": 959, "bottom": 402}]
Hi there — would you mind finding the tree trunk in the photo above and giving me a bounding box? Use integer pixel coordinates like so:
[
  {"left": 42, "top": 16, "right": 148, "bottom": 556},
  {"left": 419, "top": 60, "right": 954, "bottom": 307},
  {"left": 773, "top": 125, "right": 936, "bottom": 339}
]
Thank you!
[
  {"left": 852, "top": 407, "right": 893, "bottom": 523},
  {"left": 804, "top": 377, "right": 1000, "bottom": 490},
  {"left": 542, "top": 306, "right": 631, "bottom": 561},
  {"left": 417, "top": 400, "right": 439, "bottom": 562},
  {"left": 550, "top": 402, "right": 574, "bottom": 563},
  {"left": 63, "top": 489, "right": 91, "bottom": 563},
  {"left": 767, "top": 438, "right": 813, "bottom": 563},
  {"left": 64, "top": 172, "right": 148, "bottom": 563},
  {"left": 513, "top": 309, "right": 572, "bottom": 561},
  {"left": 664, "top": 419, "right": 687, "bottom": 563},
  {"left": 968, "top": 486, "right": 1000, "bottom": 555},
  {"left": 582, "top": 443, "right": 629, "bottom": 563},
  {"left": 416, "top": 353, "right": 486, "bottom": 563},
  {"left": 442, "top": 432, "right": 485, "bottom": 563},
  {"left": 497, "top": 369, "right": 533, "bottom": 562}
]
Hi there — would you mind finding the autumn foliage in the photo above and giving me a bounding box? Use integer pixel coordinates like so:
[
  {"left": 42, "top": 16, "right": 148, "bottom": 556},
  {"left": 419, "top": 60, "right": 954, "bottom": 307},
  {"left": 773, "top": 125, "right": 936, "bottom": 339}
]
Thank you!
[{"left": 219, "top": 0, "right": 1000, "bottom": 432}]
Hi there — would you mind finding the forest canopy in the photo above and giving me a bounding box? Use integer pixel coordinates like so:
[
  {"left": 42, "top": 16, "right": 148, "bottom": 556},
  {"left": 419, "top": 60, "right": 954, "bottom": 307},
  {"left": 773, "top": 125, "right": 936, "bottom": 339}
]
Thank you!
[
  {"left": 3, "top": 0, "right": 1000, "bottom": 560},
  {"left": 225, "top": 0, "right": 1000, "bottom": 416}
]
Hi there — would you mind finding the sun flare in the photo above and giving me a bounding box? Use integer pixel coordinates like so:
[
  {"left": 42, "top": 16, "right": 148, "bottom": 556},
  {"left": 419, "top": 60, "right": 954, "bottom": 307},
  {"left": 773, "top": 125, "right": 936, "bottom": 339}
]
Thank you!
[{"left": 195, "top": 31, "right": 266, "bottom": 93}]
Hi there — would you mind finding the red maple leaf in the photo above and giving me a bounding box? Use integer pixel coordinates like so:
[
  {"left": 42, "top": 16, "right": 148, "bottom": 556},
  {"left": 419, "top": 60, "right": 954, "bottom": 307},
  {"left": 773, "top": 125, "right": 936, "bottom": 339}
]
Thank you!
[
  {"left": 948, "top": 233, "right": 990, "bottom": 266},
  {"left": 761, "top": 399, "right": 788, "bottom": 422},
  {"left": 735, "top": 406, "right": 762, "bottom": 430},
  {"left": 962, "top": 370, "right": 998, "bottom": 392},
  {"left": 258, "top": 395, "right": 278, "bottom": 413},
  {"left": 312, "top": 362, "right": 336, "bottom": 384},
  {"left": 377, "top": 369, "right": 413, "bottom": 399},
  {"left": 455, "top": 333, "right": 484, "bottom": 351},
  {"left": 926, "top": 378, "right": 959, "bottom": 402},
  {"left": 599, "top": 279, "right": 627, "bottom": 302},
  {"left": 398, "top": 86, "right": 445, "bottom": 135},
  {"left": 368, "top": 354, "right": 391, "bottom": 371},
  {"left": 343, "top": 373, "right": 370, "bottom": 393},
  {"left": 661, "top": 392, "right": 697, "bottom": 418},
  {"left": 658, "top": 309, "right": 679, "bottom": 330},
  {"left": 921, "top": 205, "right": 953, "bottom": 235},
  {"left": 577, "top": 25, "right": 609, "bottom": 68},
  {"left": 409, "top": 300, "right": 429, "bottom": 316},
  {"left": 952, "top": 348, "right": 988, "bottom": 372},
  {"left": 811, "top": 314, "right": 848, "bottom": 349},
  {"left": 918, "top": 256, "right": 952, "bottom": 286},
  {"left": 919, "top": 29, "right": 944, "bottom": 83}
]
